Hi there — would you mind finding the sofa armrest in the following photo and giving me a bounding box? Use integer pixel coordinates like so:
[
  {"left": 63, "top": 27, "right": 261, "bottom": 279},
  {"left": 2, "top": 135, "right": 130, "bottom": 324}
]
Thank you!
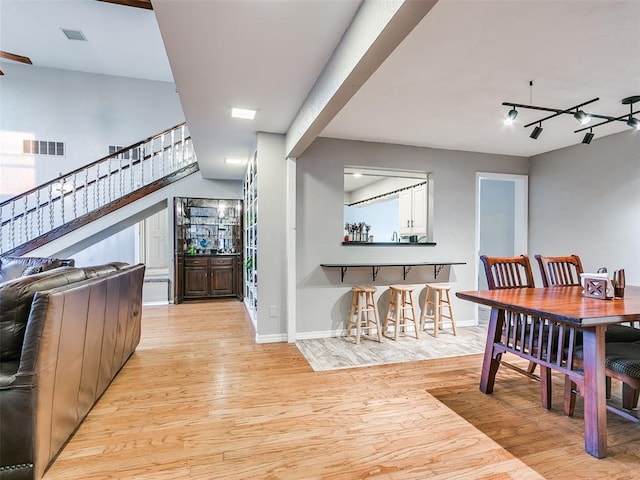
[{"left": 0, "top": 373, "right": 16, "bottom": 388}]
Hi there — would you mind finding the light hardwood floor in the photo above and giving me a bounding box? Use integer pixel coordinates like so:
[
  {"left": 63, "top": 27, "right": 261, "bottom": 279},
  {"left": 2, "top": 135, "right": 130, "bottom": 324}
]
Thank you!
[{"left": 42, "top": 300, "right": 639, "bottom": 479}]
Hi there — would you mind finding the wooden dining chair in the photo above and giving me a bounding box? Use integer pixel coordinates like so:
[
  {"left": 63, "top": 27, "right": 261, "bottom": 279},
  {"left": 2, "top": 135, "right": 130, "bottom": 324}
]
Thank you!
[
  {"left": 480, "top": 254, "right": 535, "bottom": 290},
  {"left": 565, "top": 342, "right": 640, "bottom": 416},
  {"left": 535, "top": 253, "right": 640, "bottom": 342},
  {"left": 533, "top": 254, "right": 640, "bottom": 415},
  {"left": 534, "top": 254, "right": 583, "bottom": 287},
  {"left": 479, "top": 254, "right": 552, "bottom": 408}
]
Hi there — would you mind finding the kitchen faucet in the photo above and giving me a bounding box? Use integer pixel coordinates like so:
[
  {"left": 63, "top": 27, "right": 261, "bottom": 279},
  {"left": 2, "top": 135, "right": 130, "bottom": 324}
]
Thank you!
[{"left": 391, "top": 231, "right": 398, "bottom": 242}]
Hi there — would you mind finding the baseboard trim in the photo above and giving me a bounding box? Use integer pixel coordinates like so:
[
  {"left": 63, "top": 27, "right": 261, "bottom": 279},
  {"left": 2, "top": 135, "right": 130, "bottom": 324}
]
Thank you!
[
  {"left": 294, "top": 318, "right": 477, "bottom": 341},
  {"left": 255, "top": 333, "right": 288, "bottom": 344},
  {"left": 252, "top": 320, "right": 478, "bottom": 343}
]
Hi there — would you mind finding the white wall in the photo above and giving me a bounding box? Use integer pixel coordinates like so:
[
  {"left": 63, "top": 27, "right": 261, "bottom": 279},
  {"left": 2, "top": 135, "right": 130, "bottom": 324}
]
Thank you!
[
  {"left": 0, "top": 62, "right": 184, "bottom": 202},
  {"left": 528, "top": 130, "right": 640, "bottom": 285},
  {"left": 296, "top": 137, "right": 529, "bottom": 337}
]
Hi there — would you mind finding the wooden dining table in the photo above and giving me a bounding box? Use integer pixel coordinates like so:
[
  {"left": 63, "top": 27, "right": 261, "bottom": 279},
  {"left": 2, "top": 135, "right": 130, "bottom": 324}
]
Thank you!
[{"left": 456, "top": 285, "right": 640, "bottom": 458}]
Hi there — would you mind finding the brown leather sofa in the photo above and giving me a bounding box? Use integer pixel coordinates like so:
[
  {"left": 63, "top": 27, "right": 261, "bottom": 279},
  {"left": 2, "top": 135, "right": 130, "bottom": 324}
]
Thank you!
[
  {"left": 0, "top": 262, "right": 145, "bottom": 480},
  {"left": 0, "top": 256, "right": 75, "bottom": 284}
]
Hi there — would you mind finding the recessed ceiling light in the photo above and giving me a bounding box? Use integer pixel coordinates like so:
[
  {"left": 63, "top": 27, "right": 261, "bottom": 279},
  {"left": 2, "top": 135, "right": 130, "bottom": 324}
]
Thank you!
[
  {"left": 231, "top": 108, "right": 257, "bottom": 120},
  {"left": 224, "top": 158, "right": 245, "bottom": 165},
  {"left": 61, "top": 29, "right": 87, "bottom": 41}
]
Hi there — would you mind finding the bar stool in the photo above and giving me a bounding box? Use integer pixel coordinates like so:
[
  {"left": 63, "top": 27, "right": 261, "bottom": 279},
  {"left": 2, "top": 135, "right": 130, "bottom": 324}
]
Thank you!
[
  {"left": 346, "top": 285, "right": 382, "bottom": 344},
  {"left": 383, "top": 285, "right": 419, "bottom": 341},
  {"left": 420, "top": 284, "right": 457, "bottom": 337}
]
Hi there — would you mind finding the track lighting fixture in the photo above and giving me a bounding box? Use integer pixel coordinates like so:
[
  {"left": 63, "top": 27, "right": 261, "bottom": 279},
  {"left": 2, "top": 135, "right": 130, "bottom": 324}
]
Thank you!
[
  {"left": 530, "top": 124, "right": 543, "bottom": 139},
  {"left": 582, "top": 129, "right": 594, "bottom": 145},
  {"left": 504, "top": 107, "right": 518, "bottom": 125},
  {"left": 574, "top": 110, "right": 591, "bottom": 125},
  {"left": 627, "top": 117, "right": 640, "bottom": 130},
  {"left": 503, "top": 90, "right": 640, "bottom": 141}
]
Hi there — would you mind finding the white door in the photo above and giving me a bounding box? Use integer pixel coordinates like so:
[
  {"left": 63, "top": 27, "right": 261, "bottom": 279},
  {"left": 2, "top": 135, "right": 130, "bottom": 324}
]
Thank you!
[{"left": 142, "top": 209, "right": 169, "bottom": 272}]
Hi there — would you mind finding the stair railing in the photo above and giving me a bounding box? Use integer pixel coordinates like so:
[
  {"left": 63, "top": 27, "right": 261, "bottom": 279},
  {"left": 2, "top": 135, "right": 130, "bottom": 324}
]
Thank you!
[{"left": 0, "top": 122, "right": 195, "bottom": 254}]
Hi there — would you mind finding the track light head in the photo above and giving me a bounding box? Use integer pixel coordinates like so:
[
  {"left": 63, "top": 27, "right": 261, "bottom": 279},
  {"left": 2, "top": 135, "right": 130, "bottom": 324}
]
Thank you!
[
  {"left": 574, "top": 110, "right": 591, "bottom": 125},
  {"left": 530, "top": 125, "right": 543, "bottom": 139},
  {"left": 504, "top": 107, "right": 518, "bottom": 125},
  {"left": 582, "top": 130, "right": 594, "bottom": 145},
  {"left": 627, "top": 117, "right": 640, "bottom": 130}
]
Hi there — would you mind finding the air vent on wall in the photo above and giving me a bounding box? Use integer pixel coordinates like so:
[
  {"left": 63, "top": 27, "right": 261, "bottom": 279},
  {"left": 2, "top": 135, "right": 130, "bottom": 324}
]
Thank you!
[
  {"left": 109, "top": 145, "right": 139, "bottom": 160},
  {"left": 23, "top": 140, "right": 65, "bottom": 156}
]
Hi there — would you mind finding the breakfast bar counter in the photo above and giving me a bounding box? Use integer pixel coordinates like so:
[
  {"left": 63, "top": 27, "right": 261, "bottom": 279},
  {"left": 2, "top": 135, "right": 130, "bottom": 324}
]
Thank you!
[{"left": 320, "top": 261, "right": 466, "bottom": 282}]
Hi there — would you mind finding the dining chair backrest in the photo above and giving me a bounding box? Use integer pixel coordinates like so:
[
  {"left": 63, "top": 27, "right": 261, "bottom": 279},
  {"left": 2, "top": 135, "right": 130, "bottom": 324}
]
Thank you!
[
  {"left": 480, "top": 254, "right": 535, "bottom": 290},
  {"left": 534, "top": 254, "right": 584, "bottom": 287}
]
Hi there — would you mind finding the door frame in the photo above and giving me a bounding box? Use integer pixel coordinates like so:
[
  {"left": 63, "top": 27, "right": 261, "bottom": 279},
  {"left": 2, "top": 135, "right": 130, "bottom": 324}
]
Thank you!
[{"left": 475, "top": 172, "right": 529, "bottom": 292}]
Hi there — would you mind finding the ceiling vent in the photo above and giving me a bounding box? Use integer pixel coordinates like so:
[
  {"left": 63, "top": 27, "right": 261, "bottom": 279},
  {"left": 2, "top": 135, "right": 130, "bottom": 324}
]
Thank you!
[{"left": 61, "top": 29, "right": 87, "bottom": 41}]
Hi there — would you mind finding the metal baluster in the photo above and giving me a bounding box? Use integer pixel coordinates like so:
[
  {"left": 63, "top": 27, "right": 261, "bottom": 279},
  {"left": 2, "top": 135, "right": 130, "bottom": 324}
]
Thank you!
[
  {"left": 60, "top": 177, "right": 65, "bottom": 224},
  {"left": 108, "top": 158, "right": 113, "bottom": 202},
  {"left": 48, "top": 184, "right": 54, "bottom": 231},
  {"left": 180, "top": 125, "right": 184, "bottom": 167},
  {"left": 23, "top": 195, "right": 30, "bottom": 243},
  {"left": 10, "top": 202, "right": 16, "bottom": 250},
  {"left": 150, "top": 137, "right": 155, "bottom": 182},
  {"left": 17, "top": 198, "right": 24, "bottom": 245},
  {"left": 128, "top": 154, "right": 133, "bottom": 194},
  {"left": 72, "top": 174, "right": 77, "bottom": 220},
  {"left": 84, "top": 168, "right": 89, "bottom": 216},
  {"left": 97, "top": 163, "right": 103, "bottom": 209},
  {"left": 141, "top": 142, "right": 145, "bottom": 186},
  {"left": 160, "top": 133, "right": 165, "bottom": 178},
  {"left": 170, "top": 128, "right": 175, "bottom": 171},
  {"left": 130, "top": 151, "right": 135, "bottom": 192},
  {"left": 36, "top": 189, "right": 42, "bottom": 235}
]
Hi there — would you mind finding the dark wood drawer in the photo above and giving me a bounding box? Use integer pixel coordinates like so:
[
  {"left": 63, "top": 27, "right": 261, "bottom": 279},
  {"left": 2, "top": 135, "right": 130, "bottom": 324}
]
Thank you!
[
  {"left": 210, "top": 257, "right": 233, "bottom": 266},
  {"left": 185, "top": 257, "right": 209, "bottom": 267}
]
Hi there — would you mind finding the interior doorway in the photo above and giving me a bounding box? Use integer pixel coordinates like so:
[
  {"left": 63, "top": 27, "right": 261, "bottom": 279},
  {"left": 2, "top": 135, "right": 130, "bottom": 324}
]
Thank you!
[
  {"left": 475, "top": 173, "right": 528, "bottom": 321},
  {"left": 138, "top": 208, "right": 170, "bottom": 304}
]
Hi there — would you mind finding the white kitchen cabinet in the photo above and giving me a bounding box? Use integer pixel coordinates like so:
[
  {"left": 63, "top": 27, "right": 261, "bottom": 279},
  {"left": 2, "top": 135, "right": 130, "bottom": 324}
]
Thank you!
[{"left": 399, "top": 183, "right": 426, "bottom": 236}]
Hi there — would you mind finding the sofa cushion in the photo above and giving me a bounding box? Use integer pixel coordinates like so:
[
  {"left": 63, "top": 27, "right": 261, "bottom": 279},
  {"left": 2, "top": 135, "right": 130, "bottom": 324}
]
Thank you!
[
  {"left": 0, "top": 256, "right": 75, "bottom": 283},
  {"left": 80, "top": 262, "right": 133, "bottom": 279},
  {"left": 21, "top": 265, "right": 43, "bottom": 276},
  {"left": 0, "top": 267, "right": 86, "bottom": 362}
]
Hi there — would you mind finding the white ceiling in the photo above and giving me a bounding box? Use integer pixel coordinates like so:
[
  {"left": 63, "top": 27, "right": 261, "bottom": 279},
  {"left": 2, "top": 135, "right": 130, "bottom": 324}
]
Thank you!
[
  {"left": 0, "top": 0, "right": 172, "bottom": 82},
  {"left": 2, "top": 0, "right": 639, "bottom": 181}
]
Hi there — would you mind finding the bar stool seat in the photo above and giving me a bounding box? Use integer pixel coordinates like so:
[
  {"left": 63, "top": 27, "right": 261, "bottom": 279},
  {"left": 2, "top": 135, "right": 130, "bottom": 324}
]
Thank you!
[
  {"left": 420, "top": 284, "right": 457, "bottom": 337},
  {"left": 383, "top": 285, "right": 419, "bottom": 341},
  {"left": 346, "top": 285, "right": 382, "bottom": 344}
]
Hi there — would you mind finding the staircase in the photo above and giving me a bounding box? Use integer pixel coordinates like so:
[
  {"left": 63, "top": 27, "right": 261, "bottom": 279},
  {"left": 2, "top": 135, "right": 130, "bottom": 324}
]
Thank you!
[{"left": 0, "top": 123, "right": 198, "bottom": 256}]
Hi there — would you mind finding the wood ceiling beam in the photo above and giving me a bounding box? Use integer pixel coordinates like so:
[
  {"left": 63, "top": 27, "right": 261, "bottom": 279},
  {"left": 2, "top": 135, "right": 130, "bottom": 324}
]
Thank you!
[
  {"left": 96, "top": 0, "right": 153, "bottom": 10},
  {"left": 0, "top": 51, "right": 33, "bottom": 65}
]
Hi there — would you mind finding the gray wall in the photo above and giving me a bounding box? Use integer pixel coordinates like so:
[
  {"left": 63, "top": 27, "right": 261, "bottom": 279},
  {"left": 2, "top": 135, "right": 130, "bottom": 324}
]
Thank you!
[
  {"left": 296, "top": 137, "right": 529, "bottom": 337},
  {"left": 255, "top": 133, "right": 287, "bottom": 340},
  {"left": 528, "top": 130, "right": 640, "bottom": 285}
]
